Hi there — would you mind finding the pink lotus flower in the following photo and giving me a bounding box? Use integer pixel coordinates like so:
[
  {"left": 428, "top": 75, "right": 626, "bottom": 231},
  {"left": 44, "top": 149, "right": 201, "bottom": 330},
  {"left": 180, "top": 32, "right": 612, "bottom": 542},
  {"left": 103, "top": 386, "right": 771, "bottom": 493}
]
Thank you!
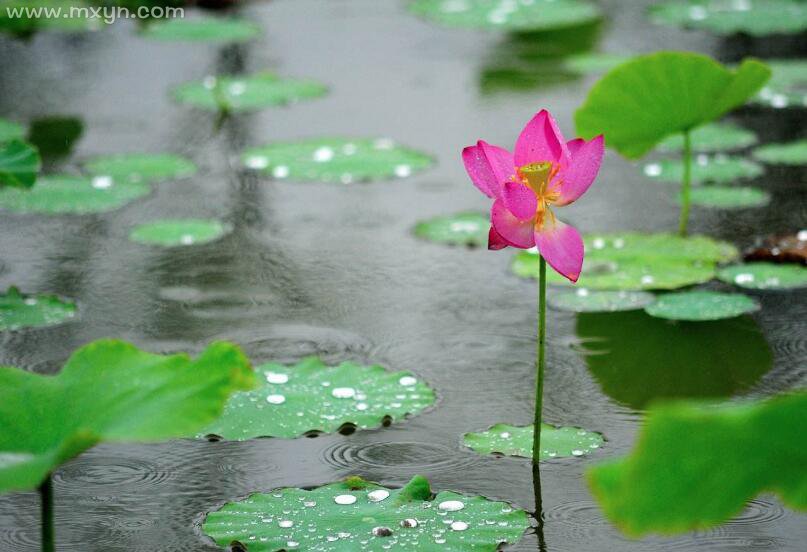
[{"left": 462, "top": 110, "right": 604, "bottom": 282}]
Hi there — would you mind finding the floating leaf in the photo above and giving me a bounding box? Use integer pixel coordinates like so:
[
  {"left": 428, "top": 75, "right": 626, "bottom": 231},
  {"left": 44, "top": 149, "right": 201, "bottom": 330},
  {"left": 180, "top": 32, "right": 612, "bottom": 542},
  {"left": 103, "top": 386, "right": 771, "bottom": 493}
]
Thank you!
[
  {"left": 548, "top": 289, "right": 656, "bottom": 313},
  {"left": 587, "top": 392, "right": 807, "bottom": 536},
  {"left": 0, "top": 287, "right": 76, "bottom": 331},
  {"left": 172, "top": 73, "right": 327, "bottom": 112},
  {"left": 657, "top": 122, "right": 757, "bottom": 153},
  {"left": 718, "top": 262, "right": 807, "bottom": 290},
  {"left": 413, "top": 212, "right": 489, "bottom": 247},
  {"left": 201, "top": 357, "right": 435, "bottom": 440},
  {"left": 753, "top": 59, "right": 807, "bottom": 108},
  {"left": 84, "top": 152, "right": 196, "bottom": 184},
  {"left": 203, "top": 475, "right": 529, "bottom": 551},
  {"left": 0, "top": 175, "right": 149, "bottom": 214},
  {"left": 141, "top": 16, "right": 260, "bottom": 43},
  {"left": 752, "top": 139, "right": 807, "bottom": 166},
  {"left": 642, "top": 155, "right": 764, "bottom": 184},
  {"left": 0, "top": 118, "right": 24, "bottom": 142},
  {"left": 563, "top": 52, "right": 633, "bottom": 75},
  {"left": 243, "top": 138, "right": 433, "bottom": 183},
  {"left": 683, "top": 186, "right": 770, "bottom": 209},
  {"left": 0, "top": 0, "right": 101, "bottom": 35},
  {"left": 0, "top": 339, "right": 256, "bottom": 493},
  {"left": 644, "top": 290, "right": 759, "bottom": 321},
  {"left": 464, "top": 423, "right": 604, "bottom": 459},
  {"left": 0, "top": 140, "right": 41, "bottom": 188},
  {"left": 129, "top": 219, "right": 231, "bottom": 248},
  {"left": 408, "top": 0, "right": 601, "bottom": 32},
  {"left": 27, "top": 116, "right": 83, "bottom": 159},
  {"left": 575, "top": 52, "right": 771, "bottom": 159},
  {"left": 650, "top": 0, "right": 807, "bottom": 36}
]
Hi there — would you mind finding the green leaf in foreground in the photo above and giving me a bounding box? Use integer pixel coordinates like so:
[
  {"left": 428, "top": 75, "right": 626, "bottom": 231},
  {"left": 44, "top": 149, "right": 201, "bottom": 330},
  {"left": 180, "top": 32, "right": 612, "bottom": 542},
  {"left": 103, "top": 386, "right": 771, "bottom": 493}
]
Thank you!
[
  {"left": 141, "top": 16, "right": 260, "bottom": 43},
  {"left": 0, "top": 175, "right": 149, "bottom": 214},
  {"left": 718, "top": 262, "right": 807, "bottom": 290},
  {"left": 129, "top": 219, "right": 231, "bottom": 247},
  {"left": 413, "top": 212, "right": 489, "bottom": 247},
  {"left": 657, "top": 122, "right": 757, "bottom": 153},
  {"left": 464, "top": 423, "right": 604, "bottom": 460},
  {"left": 243, "top": 138, "right": 433, "bottom": 183},
  {"left": 642, "top": 155, "right": 764, "bottom": 184},
  {"left": 202, "top": 357, "right": 435, "bottom": 440},
  {"left": 0, "top": 140, "right": 41, "bottom": 188},
  {"left": 203, "top": 475, "right": 529, "bottom": 551},
  {"left": 84, "top": 152, "right": 196, "bottom": 184},
  {"left": 587, "top": 391, "right": 807, "bottom": 536},
  {"left": 752, "top": 139, "right": 807, "bottom": 166},
  {"left": 548, "top": 289, "right": 656, "bottom": 313},
  {"left": 644, "top": 290, "right": 759, "bottom": 321},
  {"left": 682, "top": 186, "right": 770, "bottom": 209},
  {"left": 0, "top": 118, "right": 24, "bottom": 142},
  {"left": 0, "top": 287, "right": 76, "bottom": 331},
  {"left": 575, "top": 52, "right": 771, "bottom": 159},
  {"left": 753, "top": 59, "right": 807, "bottom": 108},
  {"left": 0, "top": 339, "right": 255, "bottom": 493},
  {"left": 650, "top": 0, "right": 807, "bottom": 36}
]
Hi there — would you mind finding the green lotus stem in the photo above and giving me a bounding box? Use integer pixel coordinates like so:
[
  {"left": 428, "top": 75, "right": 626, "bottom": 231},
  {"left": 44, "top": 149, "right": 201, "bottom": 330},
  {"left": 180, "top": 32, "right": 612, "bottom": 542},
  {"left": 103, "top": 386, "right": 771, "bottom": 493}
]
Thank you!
[
  {"left": 532, "top": 463, "right": 548, "bottom": 551},
  {"left": 39, "top": 474, "right": 54, "bottom": 552},
  {"left": 532, "top": 255, "right": 547, "bottom": 465},
  {"left": 678, "top": 129, "right": 692, "bottom": 237}
]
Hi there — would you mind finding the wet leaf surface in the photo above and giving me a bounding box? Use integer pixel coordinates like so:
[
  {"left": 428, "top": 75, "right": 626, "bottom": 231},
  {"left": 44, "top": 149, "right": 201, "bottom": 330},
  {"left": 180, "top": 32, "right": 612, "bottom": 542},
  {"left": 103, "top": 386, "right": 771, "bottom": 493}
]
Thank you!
[
  {"left": 650, "top": 0, "right": 807, "bottom": 36},
  {"left": 644, "top": 290, "right": 759, "bottom": 321},
  {"left": 413, "top": 212, "right": 489, "bottom": 247},
  {"left": 129, "top": 219, "right": 231, "bottom": 247},
  {"left": 464, "top": 423, "right": 604, "bottom": 459},
  {"left": 682, "top": 186, "right": 770, "bottom": 209},
  {"left": 84, "top": 152, "right": 197, "bottom": 184},
  {"left": 752, "top": 139, "right": 807, "bottom": 166},
  {"left": 547, "top": 289, "right": 656, "bottom": 312},
  {"left": 0, "top": 286, "right": 76, "bottom": 331},
  {"left": 642, "top": 155, "right": 764, "bottom": 184},
  {"left": 717, "top": 262, "right": 807, "bottom": 290},
  {"left": 142, "top": 16, "right": 260, "bottom": 43},
  {"left": 0, "top": 174, "right": 149, "bottom": 214}
]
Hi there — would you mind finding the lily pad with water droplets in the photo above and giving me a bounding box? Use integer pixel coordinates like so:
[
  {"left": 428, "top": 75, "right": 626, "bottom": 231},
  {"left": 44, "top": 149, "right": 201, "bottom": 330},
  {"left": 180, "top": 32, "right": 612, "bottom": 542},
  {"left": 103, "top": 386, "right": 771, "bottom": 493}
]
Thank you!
[
  {"left": 682, "top": 186, "right": 770, "bottom": 209},
  {"left": 642, "top": 155, "right": 764, "bottom": 184},
  {"left": 202, "top": 475, "right": 529, "bottom": 551},
  {"left": 644, "top": 290, "right": 759, "bottom": 321},
  {"left": 752, "top": 139, "right": 807, "bottom": 166},
  {"left": 129, "top": 219, "right": 231, "bottom": 248},
  {"left": 657, "top": 122, "right": 757, "bottom": 153},
  {"left": 650, "top": 0, "right": 807, "bottom": 36},
  {"left": 717, "top": 262, "right": 807, "bottom": 290},
  {"left": 0, "top": 175, "right": 149, "bottom": 214},
  {"left": 84, "top": 153, "right": 196, "bottom": 184},
  {"left": 201, "top": 357, "right": 435, "bottom": 440},
  {"left": 753, "top": 59, "right": 807, "bottom": 108},
  {"left": 242, "top": 138, "right": 433, "bottom": 183},
  {"left": 413, "top": 212, "right": 489, "bottom": 247},
  {"left": 0, "top": 118, "right": 24, "bottom": 142},
  {"left": 464, "top": 423, "right": 604, "bottom": 460},
  {"left": 172, "top": 73, "right": 327, "bottom": 112},
  {"left": 141, "top": 16, "right": 260, "bottom": 43},
  {"left": 0, "top": 287, "right": 76, "bottom": 331},
  {"left": 0, "top": 140, "right": 40, "bottom": 188},
  {"left": 548, "top": 289, "right": 656, "bottom": 313}
]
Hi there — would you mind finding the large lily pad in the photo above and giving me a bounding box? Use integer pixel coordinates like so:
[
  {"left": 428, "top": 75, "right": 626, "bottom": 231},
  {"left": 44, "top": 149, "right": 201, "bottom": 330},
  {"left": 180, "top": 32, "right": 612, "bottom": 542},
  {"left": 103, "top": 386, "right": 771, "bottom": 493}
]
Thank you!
[
  {"left": 657, "top": 122, "right": 757, "bottom": 153},
  {"left": 683, "top": 186, "right": 770, "bottom": 209},
  {"left": 203, "top": 475, "right": 529, "bottom": 551},
  {"left": 0, "top": 140, "right": 41, "bottom": 188},
  {"left": 548, "top": 289, "right": 656, "bottom": 313},
  {"left": 650, "top": 0, "right": 807, "bottom": 36},
  {"left": 141, "top": 17, "right": 260, "bottom": 43},
  {"left": 0, "top": 287, "right": 76, "bottom": 331},
  {"left": 408, "top": 0, "right": 601, "bottom": 32},
  {"left": 0, "top": 339, "right": 255, "bottom": 493},
  {"left": 0, "top": 118, "right": 24, "bottom": 142},
  {"left": 587, "top": 392, "right": 807, "bottom": 536},
  {"left": 752, "top": 139, "right": 807, "bottom": 166},
  {"left": 575, "top": 52, "right": 771, "bottom": 159},
  {"left": 172, "top": 73, "right": 327, "bottom": 112},
  {"left": 642, "top": 155, "right": 763, "bottom": 184},
  {"left": 464, "top": 423, "right": 604, "bottom": 460},
  {"left": 753, "top": 59, "right": 807, "bottom": 108},
  {"left": 718, "top": 262, "right": 807, "bottom": 290},
  {"left": 644, "top": 290, "right": 759, "bottom": 321},
  {"left": 201, "top": 357, "right": 435, "bottom": 440},
  {"left": 0, "top": 174, "right": 149, "bottom": 214},
  {"left": 243, "top": 138, "right": 433, "bottom": 183},
  {"left": 413, "top": 212, "right": 490, "bottom": 247},
  {"left": 129, "top": 219, "right": 231, "bottom": 248},
  {"left": 84, "top": 152, "right": 196, "bottom": 184}
]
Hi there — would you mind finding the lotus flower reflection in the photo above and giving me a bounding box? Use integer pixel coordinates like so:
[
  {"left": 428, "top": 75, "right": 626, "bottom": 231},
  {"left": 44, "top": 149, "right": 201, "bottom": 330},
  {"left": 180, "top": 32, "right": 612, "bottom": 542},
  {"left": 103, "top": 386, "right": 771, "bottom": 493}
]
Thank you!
[{"left": 463, "top": 110, "right": 604, "bottom": 282}]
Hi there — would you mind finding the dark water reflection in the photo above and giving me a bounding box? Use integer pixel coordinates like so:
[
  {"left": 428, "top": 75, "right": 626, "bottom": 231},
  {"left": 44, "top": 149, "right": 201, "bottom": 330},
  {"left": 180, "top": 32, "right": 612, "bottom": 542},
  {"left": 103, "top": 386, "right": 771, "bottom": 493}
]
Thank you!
[{"left": 0, "top": 0, "right": 806, "bottom": 550}]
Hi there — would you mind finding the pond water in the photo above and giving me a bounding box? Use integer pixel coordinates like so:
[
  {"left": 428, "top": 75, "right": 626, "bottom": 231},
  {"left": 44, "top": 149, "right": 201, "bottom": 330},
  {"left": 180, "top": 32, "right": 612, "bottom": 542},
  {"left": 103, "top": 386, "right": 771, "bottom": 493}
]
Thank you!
[{"left": 1, "top": 0, "right": 806, "bottom": 550}]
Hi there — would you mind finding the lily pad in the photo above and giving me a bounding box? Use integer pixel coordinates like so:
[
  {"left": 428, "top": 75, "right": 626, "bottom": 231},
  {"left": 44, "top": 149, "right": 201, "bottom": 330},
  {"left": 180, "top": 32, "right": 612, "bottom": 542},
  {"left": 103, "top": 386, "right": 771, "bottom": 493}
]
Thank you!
[
  {"left": 242, "top": 138, "right": 433, "bottom": 183},
  {"left": 650, "top": 0, "right": 807, "bottom": 36},
  {"left": 0, "top": 118, "right": 24, "bottom": 142},
  {"left": 84, "top": 152, "right": 196, "bottom": 184},
  {"left": 563, "top": 52, "right": 633, "bottom": 75},
  {"left": 0, "top": 140, "right": 41, "bottom": 188},
  {"left": 0, "top": 174, "right": 149, "bottom": 214},
  {"left": 202, "top": 475, "right": 529, "bottom": 551},
  {"left": 657, "top": 122, "right": 757, "bottom": 153},
  {"left": 413, "top": 212, "right": 489, "bottom": 247},
  {"left": 717, "top": 262, "right": 807, "bottom": 290},
  {"left": 683, "top": 186, "right": 770, "bottom": 209},
  {"left": 548, "top": 289, "right": 656, "bottom": 313},
  {"left": 0, "top": 339, "right": 255, "bottom": 493},
  {"left": 752, "top": 139, "right": 807, "bottom": 166},
  {"left": 408, "top": 0, "right": 602, "bottom": 32},
  {"left": 642, "top": 155, "right": 764, "bottom": 184},
  {"left": 464, "top": 423, "right": 604, "bottom": 459},
  {"left": 201, "top": 357, "right": 435, "bottom": 440},
  {"left": 0, "top": 0, "right": 100, "bottom": 35},
  {"left": 129, "top": 219, "right": 231, "bottom": 247},
  {"left": 0, "top": 287, "right": 76, "bottom": 331},
  {"left": 753, "top": 59, "right": 807, "bottom": 108},
  {"left": 644, "top": 290, "right": 759, "bottom": 321},
  {"left": 141, "top": 16, "right": 260, "bottom": 43},
  {"left": 172, "top": 73, "right": 327, "bottom": 112},
  {"left": 575, "top": 52, "right": 771, "bottom": 159}
]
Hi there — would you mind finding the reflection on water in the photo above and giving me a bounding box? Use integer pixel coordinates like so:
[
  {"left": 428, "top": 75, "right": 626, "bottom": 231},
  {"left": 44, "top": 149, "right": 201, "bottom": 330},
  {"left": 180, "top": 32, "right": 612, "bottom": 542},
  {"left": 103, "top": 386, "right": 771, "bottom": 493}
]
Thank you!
[{"left": 26, "top": 115, "right": 83, "bottom": 162}]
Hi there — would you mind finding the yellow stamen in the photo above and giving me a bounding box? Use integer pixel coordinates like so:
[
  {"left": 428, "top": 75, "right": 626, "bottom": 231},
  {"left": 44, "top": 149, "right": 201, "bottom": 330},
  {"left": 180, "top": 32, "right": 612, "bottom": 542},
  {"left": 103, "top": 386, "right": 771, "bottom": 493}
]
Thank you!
[{"left": 517, "top": 162, "right": 562, "bottom": 231}]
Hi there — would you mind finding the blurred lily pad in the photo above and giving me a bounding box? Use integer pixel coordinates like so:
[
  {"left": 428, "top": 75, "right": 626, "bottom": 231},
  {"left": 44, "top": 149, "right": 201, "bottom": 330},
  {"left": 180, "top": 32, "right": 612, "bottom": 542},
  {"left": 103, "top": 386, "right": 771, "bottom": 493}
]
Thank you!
[
  {"left": 642, "top": 155, "right": 764, "bottom": 184},
  {"left": 644, "top": 290, "right": 759, "bottom": 321},
  {"left": 682, "top": 186, "right": 770, "bottom": 209},
  {"left": 563, "top": 52, "right": 633, "bottom": 75},
  {"left": 548, "top": 289, "right": 656, "bottom": 312},
  {"left": 27, "top": 116, "right": 83, "bottom": 160},
  {"left": 464, "top": 423, "right": 604, "bottom": 459},
  {"left": 413, "top": 212, "right": 489, "bottom": 247},
  {"left": 141, "top": 16, "right": 259, "bottom": 43},
  {"left": 129, "top": 219, "right": 231, "bottom": 247},
  {"left": 753, "top": 59, "right": 807, "bottom": 108},
  {"left": 0, "top": 287, "right": 76, "bottom": 331},
  {"left": 84, "top": 153, "right": 196, "bottom": 184},
  {"left": 650, "top": 0, "right": 807, "bottom": 36},
  {"left": 0, "top": 118, "right": 24, "bottom": 142},
  {"left": 0, "top": 0, "right": 101, "bottom": 35},
  {"left": 657, "top": 122, "right": 757, "bottom": 153},
  {"left": 718, "top": 262, "right": 807, "bottom": 289},
  {"left": 752, "top": 139, "right": 807, "bottom": 165},
  {"left": 0, "top": 140, "right": 41, "bottom": 188}
]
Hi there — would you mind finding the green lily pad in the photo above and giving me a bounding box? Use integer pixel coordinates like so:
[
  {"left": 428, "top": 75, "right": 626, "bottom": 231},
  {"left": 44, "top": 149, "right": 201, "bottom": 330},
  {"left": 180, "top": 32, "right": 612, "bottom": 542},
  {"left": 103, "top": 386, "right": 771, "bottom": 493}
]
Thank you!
[
  {"left": 657, "top": 122, "right": 757, "bottom": 153},
  {"left": 84, "top": 152, "right": 196, "bottom": 184},
  {"left": 0, "top": 287, "right": 76, "bottom": 331},
  {"left": 141, "top": 16, "right": 260, "bottom": 43},
  {"left": 548, "top": 289, "right": 656, "bottom": 313},
  {"left": 413, "top": 212, "right": 489, "bottom": 247},
  {"left": 575, "top": 52, "right": 771, "bottom": 159},
  {"left": 0, "top": 339, "right": 255, "bottom": 493},
  {"left": 408, "top": 0, "right": 601, "bottom": 32},
  {"left": 242, "top": 138, "right": 433, "bottom": 183},
  {"left": 203, "top": 475, "right": 529, "bottom": 551},
  {"left": 682, "top": 186, "right": 770, "bottom": 209},
  {"left": 563, "top": 52, "right": 633, "bottom": 75},
  {"left": 0, "top": 175, "right": 149, "bottom": 214},
  {"left": 753, "top": 59, "right": 807, "bottom": 108},
  {"left": 0, "top": 0, "right": 101, "bottom": 35},
  {"left": 587, "top": 391, "right": 807, "bottom": 536},
  {"left": 642, "top": 155, "right": 764, "bottom": 184},
  {"left": 129, "top": 219, "right": 231, "bottom": 247},
  {"left": 464, "top": 423, "right": 604, "bottom": 459},
  {"left": 717, "top": 262, "right": 807, "bottom": 290},
  {"left": 752, "top": 139, "right": 807, "bottom": 166},
  {"left": 644, "top": 290, "right": 759, "bottom": 321},
  {"left": 0, "top": 140, "right": 41, "bottom": 188},
  {"left": 0, "top": 118, "right": 24, "bottom": 142},
  {"left": 650, "top": 0, "right": 807, "bottom": 36},
  {"left": 172, "top": 73, "right": 327, "bottom": 112},
  {"left": 201, "top": 357, "right": 435, "bottom": 440}
]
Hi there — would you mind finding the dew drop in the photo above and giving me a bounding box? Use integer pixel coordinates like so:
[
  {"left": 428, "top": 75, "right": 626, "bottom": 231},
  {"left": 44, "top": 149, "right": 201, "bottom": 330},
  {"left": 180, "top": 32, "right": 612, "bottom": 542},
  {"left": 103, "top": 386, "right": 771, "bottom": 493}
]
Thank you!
[
  {"left": 228, "top": 81, "right": 246, "bottom": 96},
  {"left": 246, "top": 156, "right": 269, "bottom": 169},
  {"left": 394, "top": 164, "right": 412, "bottom": 178},
  {"left": 643, "top": 163, "right": 662, "bottom": 177},
  {"left": 266, "top": 394, "right": 286, "bottom": 405},
  {"left": 91, "top": 175, "right": 113, "bottom": 189},
  {"left": 372, "top": 526, "right": 393, "bottom": 537},
  {"left": 399, "top": 376, "right": 417, "bottom": 386},
  {"left": 334, "top": 494, "right": 357, "bottom": 505},
  {"left": 572, "top": 449, "right": 584, "bottom": 457},
  {"left": 278, "top": 520, "right": 294, "bottom": 528},
  {"left": 332, "top": 387, "right": 356, "bottom": 399},
  {"left": 451, "top": 521, "right": 469, "bottom": 531},
  {"left": 272, "top": 165, "right": 290, "bottom": 178},
  {"left": 180, "top": 234, "right": 195, "bottom": 246},
  {"left": 368, "top": 489, "right": 390, "bottom": 502},
  {"left": 400, "top": 518, "right": 419, "bottom": 528},
  {"left": 438, "top": 500, "right": 465, "bottom": 512},
  {"left": 265, "top": 372, "right": 289, "bottom": 384},
  {"left": 356, "top": 403, "right": 368, "bottom": 411},
  {"left": 313, "top": 146, "right": 335, "bottom": 163}
]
